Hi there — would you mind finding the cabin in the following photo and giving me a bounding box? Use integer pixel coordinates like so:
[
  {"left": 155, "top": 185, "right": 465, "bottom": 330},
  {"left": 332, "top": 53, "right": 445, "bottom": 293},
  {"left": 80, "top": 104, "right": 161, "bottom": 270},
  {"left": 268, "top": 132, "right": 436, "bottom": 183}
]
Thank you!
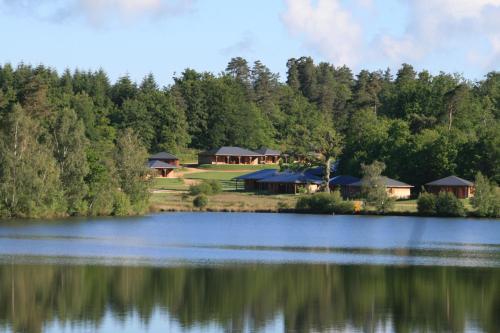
[
  {"left": 149, "top": 152, "right": 180, "bottom": 167},
  {"left": 148, "top": 160, "right": 177, "bottom": 178},
  {"left": 254, "top": 148, "right": 281, "bottom": 164},
  {"left": 346, "top": 177, "right": 414, "bottom": 199},
  {"left": 148, "top": 152, "right": 179, "bottom": 177},
  {"left": 198, "top": 147, "right": 263, "bottom": 165},
  {"left": 233, "top": 169, "right": 278, "bottom": 191},
  {"left": 257, "top": 172, "right": 323, "bottom": 194},
  {"left": 329, "top": 175, "right": 360, "bottom": 199},
  {"left": 425, "top": 176, "right": 474, "bottom": 199}
]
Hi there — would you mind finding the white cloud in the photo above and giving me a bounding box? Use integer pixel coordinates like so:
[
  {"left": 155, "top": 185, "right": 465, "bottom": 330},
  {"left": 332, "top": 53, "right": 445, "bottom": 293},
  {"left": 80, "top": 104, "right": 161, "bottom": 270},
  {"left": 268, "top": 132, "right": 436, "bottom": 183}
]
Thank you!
[
  {"left": 282, "top": 0, "right": 500, "bottom": 73},
  {"left": 382, "top": 0, "right": 500, "bottom": 65},
  {"left": 282, "top": 0, "right": 362, "bottom": 67},
  {"left": 0, "top": 0, "right": 195, "bottom": 25},
  {"left": 80, "top": 0, "right": 194, "bottom": 25}
]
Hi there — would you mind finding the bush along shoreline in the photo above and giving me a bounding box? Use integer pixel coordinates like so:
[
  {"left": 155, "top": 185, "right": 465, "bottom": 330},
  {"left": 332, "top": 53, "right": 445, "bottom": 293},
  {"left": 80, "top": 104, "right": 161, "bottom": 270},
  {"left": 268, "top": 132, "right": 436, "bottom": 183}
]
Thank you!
[
  {"left": 292, "top": 192, "right": 498, "bottom": 218},
  {"left": 295, "top": 192, "right": 356, "bottom": 215}
]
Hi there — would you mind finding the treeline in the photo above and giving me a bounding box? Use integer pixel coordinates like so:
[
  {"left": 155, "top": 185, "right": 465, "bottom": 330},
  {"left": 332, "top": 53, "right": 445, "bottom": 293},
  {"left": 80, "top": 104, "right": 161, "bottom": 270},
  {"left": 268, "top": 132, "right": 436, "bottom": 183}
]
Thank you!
[
  {"left": 0, "top": 65, "right": 152, "bottom": 217},
  {"left": 0, "top": 59, "right": 499, "bottom": 217},
  {"left": 1, "top": 264, "right": 498, "bottom": 333}
]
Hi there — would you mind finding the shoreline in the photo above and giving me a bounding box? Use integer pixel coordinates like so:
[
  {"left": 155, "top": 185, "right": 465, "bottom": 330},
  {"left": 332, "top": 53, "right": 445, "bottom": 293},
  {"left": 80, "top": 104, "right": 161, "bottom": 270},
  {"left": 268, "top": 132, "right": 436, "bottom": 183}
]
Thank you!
[{"left": 150, "top": 206, "right": 494, "bottom": 219}]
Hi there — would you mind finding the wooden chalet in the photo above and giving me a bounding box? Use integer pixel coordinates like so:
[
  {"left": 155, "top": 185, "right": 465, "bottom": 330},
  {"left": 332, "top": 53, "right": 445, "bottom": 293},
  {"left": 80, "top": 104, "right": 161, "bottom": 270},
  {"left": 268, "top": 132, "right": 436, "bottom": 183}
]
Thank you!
[
  {"left": 256, "top": 171, "right": 323, "bottom": 194},
  {"left": 254, "top": 148, "right": 281, "bottom": 164},
  {"left": 329, "top": 175, "right": 360, "bottom": 198},
  {"left": 148, "top": 152, "right": 179, "bottom": 178},
  {"left": 234, "top": 165, "right": 338, "bottom": 194},
  {"left": 346, "top": 177, "right": 414, "bottom": 199},
  {"left": 198, "top": 147, "right": 263, "bottom": 165},
  {"left": 425, "top": 176, "right": 474, "bottom": 199},
  {"left": 233, "top": 169, "right": 278, "bottom": 191},
  {"left": 149, "top": 152, "right": 180, "bottom": 166},
  {"left": 148, "top": 160, "right": 177, "bottom": 178}
]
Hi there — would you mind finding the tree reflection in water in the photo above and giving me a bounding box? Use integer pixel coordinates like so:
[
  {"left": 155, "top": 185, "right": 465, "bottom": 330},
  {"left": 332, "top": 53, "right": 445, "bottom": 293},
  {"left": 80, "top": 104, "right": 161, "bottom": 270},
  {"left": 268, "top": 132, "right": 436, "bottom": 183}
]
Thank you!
[{"left": 0, "top": 264, "right": 498, "bottom": 333}]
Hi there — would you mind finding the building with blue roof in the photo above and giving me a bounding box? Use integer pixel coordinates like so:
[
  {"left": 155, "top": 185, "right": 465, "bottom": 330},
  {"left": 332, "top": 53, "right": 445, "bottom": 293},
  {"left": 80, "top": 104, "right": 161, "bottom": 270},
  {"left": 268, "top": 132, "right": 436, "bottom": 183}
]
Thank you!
[
  {"left": 148, "top": 159, "right": 178, "bottom": 178},
  {"left": 233, "top": 169, "right": 279, "bottom": 191},
  {"left": 256, "top": 171, "right": 323, "bottom": 194},
  {"left": 329, "top": 175, "right": 360, "bottom": 198},
  {"left": 346, "top": 177, "right": 414, "bottom": 199}
]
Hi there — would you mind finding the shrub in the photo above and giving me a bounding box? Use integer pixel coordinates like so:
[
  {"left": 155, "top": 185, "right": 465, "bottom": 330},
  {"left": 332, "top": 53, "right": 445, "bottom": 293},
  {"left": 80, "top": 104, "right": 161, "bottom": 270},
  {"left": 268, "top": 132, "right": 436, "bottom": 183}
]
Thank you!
[
  {"left": 334, "top": 201, "right": 355, "bottom": 214},
  {"left": 189, "top": 182, "right": 212, "bottom": 196},
  {"left": 112, "top": 191, "right": 132, "bottom": 216},
  {"left": 417, "top": 192, "right": 437, "bottom": 215},
  {"left": 277, "top": 201, "right": 290, "bottom": 210},
  {"left": 189, "top": 180, "right": 222, "bottom": 196},
  {"left": 193, "top": 194, "right": 208, "bottom": 209},
  {"left": 471, "top": 172, "right": 500, "bottom": 217},
  {"left": 205, "top": 179, "right": 222, "bottom": 194},
  {"left": 296, "top": 192, "right": 336, "bottom": 214},
  {"left": 435, "top": 192, "right": 465, "bottom": 217},
  {"left": 295, "top": 191, "right": 354, "bottom": 214}
]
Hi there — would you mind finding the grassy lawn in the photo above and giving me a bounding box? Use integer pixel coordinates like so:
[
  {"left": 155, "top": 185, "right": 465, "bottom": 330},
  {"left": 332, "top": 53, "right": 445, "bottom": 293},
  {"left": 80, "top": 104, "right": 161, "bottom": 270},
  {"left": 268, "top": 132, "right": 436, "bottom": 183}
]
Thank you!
[
  {"left": 392, "top": 199, "right": 418, "bottom": 213},
  {"left": 151, "top": 178, "right": 188, "bottom": 191},
  {"left": 184, "top": 171, "right": 249, "bottom": 191},
  {"left": 198, "top": 164, "right": 279, "bottom": 171},
  {"left": 184, "top": 171, "right": 248, "bottom": 180},
  {"left": 150, "top": 191, "right": 298, "bottom": 212},
  {"left": 152, "top": 170, "right": 259, "bottom": 192}
]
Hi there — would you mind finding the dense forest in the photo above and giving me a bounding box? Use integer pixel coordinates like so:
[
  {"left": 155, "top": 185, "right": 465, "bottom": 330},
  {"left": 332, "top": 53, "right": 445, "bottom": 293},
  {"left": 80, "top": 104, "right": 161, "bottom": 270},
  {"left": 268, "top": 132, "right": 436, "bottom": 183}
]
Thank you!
[{"left": 0, "top": 58, "right": 499, "bottom": 218}]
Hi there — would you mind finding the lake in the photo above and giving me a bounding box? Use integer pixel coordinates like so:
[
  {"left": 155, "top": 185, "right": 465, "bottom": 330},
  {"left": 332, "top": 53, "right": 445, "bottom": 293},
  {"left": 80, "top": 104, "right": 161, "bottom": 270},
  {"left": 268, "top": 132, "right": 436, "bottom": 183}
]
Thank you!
[{"left": 0, "top": 213, "right": 499, "bottom": 333}]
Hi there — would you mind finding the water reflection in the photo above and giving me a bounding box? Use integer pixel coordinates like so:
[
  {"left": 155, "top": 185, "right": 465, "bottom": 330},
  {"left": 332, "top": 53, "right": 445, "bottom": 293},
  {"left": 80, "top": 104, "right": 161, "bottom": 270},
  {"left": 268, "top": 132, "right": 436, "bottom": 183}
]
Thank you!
[{"left": 1, "top": 264, "right": 498, "bottom": 333}]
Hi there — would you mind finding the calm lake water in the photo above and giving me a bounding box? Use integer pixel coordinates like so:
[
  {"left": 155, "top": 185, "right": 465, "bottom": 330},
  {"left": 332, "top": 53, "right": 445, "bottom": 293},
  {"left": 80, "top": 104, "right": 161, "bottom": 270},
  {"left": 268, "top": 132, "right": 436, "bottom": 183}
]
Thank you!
[{"left": 0, "top": 213, "right": 499, "bottom": 333}]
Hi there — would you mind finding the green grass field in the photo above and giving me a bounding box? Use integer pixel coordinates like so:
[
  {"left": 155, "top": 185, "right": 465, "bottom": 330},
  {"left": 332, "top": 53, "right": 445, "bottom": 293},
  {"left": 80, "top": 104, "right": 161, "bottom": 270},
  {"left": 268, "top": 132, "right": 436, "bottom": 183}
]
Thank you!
[
  {"left": 184, "top": 171, "right": 248, "bottom": 180},
  {"left": 152, "top": 178, "right": 188, "bottom": 191},
  {"left": 392, "top": 199, "right": 418, "bottom": 213},
  {"left": 197, "top": 164, "right": 279, "bottom": 171},
  {"left": 184, "top": 171, "right": 248, "bottom": 191},
  {"left": 152, "top": 171, "right": 252, "bottom": 192}
]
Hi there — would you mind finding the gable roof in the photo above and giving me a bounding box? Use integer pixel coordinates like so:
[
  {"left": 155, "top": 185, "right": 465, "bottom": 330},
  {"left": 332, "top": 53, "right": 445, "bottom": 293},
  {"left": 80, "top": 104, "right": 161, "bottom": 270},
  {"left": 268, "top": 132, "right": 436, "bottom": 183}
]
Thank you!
[
  {"left": 233, "top": 169, "right": 278, "bottom": 181},
  {"left": 350, "top": 177, "right": 413, "bottom": 188},
  {"left": 257, "top": 171, "right": 323, "bottom": 184},
  {"left": 254, "top": 147, "right": 281, "bottom": 156},
  {"left": 149, "top": 152, "right": 178, "bottom": 160},
  {"left": 199, "top": 147, "right": 263, "bottom": 157},
  {"left": 148, "top": 160, "right": 177, "bottom": 169},
  {"left": 426, "top": 176, "right": 474, "bottom": 187},
  {"left": 329, "top": 175, "right": 360, "bottom": 186}
]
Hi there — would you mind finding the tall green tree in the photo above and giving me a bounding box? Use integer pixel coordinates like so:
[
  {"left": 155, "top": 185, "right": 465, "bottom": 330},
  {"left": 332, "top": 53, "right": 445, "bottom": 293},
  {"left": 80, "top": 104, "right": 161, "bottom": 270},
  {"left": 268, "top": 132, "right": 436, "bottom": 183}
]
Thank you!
[
  {"left": 360, "top": 161, "right": 394, "bottom": 213},
  {"left": 114, "top": 128, "right": 151, "bottom": 214},
  {"left": 0, "top": 105, "right": 63, "bottom": 217},
  {"left": 471, "top": 172, "right": 500, "bottom": 217},
  {"left": 310, "top": 123, "right": 344, "bottom": 192},
  {"left": 51, "top": 107, "right": 89, "bottom": 215}
]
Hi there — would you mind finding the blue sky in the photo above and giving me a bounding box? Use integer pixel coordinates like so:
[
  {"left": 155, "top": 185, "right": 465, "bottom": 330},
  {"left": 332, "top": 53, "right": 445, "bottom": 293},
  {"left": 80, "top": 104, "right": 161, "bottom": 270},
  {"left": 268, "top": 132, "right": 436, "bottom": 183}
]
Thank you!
[{"left": 0, "top": 0, "right": 498, "bottom": 86}]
